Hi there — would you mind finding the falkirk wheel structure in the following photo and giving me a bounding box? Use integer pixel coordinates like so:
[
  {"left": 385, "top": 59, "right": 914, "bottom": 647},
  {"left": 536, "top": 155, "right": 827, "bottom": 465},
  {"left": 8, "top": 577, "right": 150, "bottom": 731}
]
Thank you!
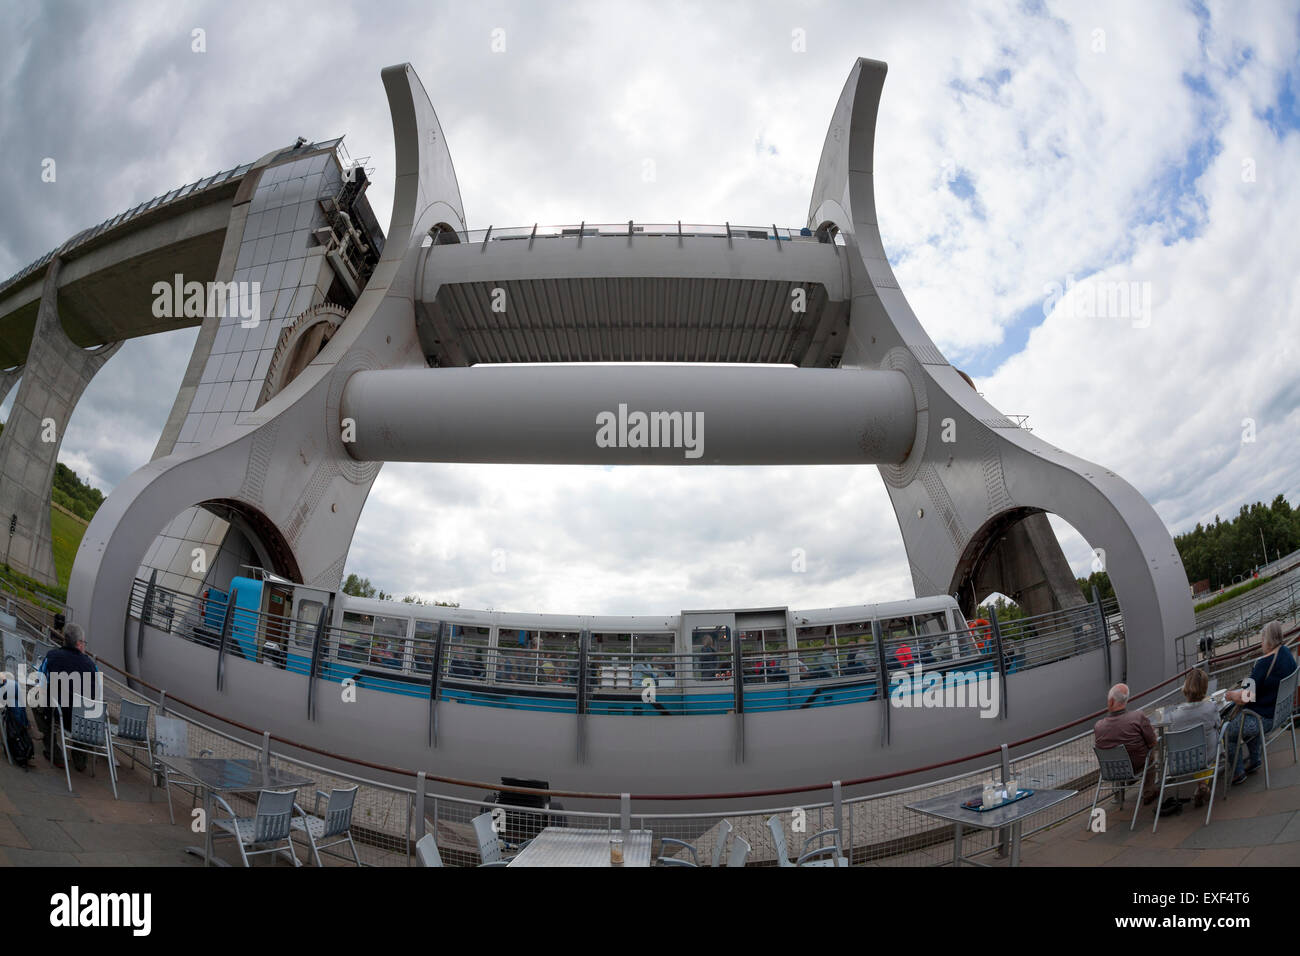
[{"left": 46, "top": 60, "right": 1192, "bottom": 794}]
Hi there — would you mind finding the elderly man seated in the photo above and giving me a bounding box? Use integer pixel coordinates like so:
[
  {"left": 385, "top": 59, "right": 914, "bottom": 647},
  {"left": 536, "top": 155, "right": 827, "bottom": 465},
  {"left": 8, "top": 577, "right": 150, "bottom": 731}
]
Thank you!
[{"left": 1094, "top": 682, "right": 1160, "bottom": 805}]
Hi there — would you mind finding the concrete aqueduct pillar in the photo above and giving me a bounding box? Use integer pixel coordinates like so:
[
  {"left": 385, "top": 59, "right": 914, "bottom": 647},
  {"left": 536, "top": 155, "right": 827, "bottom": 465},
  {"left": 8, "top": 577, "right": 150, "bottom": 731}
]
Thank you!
[{"left": 0, "top": 255, "right": 121, "bottom": 586}]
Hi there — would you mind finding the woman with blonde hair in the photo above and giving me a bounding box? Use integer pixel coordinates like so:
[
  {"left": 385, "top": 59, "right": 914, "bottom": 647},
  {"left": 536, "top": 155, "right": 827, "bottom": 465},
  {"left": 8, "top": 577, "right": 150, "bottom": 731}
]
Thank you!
[
  {"left": 1169, "top": 667, "right": 1220, "bottom": 807},
  {"left": 1224, "top": 620, "right": 1296, "bottom": 785}
]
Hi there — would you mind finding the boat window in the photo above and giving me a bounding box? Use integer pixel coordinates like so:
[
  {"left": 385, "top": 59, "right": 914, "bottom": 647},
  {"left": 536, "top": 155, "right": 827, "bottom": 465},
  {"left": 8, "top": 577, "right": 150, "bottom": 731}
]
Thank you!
[
  {"left": 592, "top": 632, "right": 632, "bottom": 662},
  {"left": 633, "top": 632, "right": 675, "bottom": 682},
  {"left": 412, "top": 619, "right": 438, "bottom": 673},
  {"left": 914, "top": 611, "right": 953, "bottom": 662},
  {"left": 369, "top": 615, "right": 409, "bottom": 670},
  {"left": 591, "top": 632, "right": 631, "bottom": 690},
  {"left": 740, "top": 628, "right": 790, "bottom": 682},
  {"left": 536, "top": 630, "right": 578, "bottom": 686},
  {"left": 794, "top": 625, "right": 832, "bottom": 680},
  {"left": 445, "top": 624, "right": 491, "bottom": 681},
  {"left": 692, "top": 626, "right": 730, "bottom": 680},
  {"left": 338, "top": 612, "right": 374, "bottom": 665},
  {"left": 881, "top": 616, "right": 918, "bottom": 669},
  {"left": 496, "top": 628, "right": 534, "bottom": 684},
  {"left": 293, "top": 600, "right": 322, "bottom": 649},
  {"left": 795, "top": 624, "right": 832, "bottom": 649},
  {"left": 834, "top": 622, "right": 875, "bottom": 675}
]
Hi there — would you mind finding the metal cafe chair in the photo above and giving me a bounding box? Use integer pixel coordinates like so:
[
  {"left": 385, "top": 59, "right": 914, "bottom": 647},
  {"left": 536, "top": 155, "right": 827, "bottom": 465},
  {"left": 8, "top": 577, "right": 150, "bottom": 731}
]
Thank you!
[
  {"left": 1228, "top": 666, "right": 1299, "bottom": 790},
  {"left": 473, "top": 810, "right": 527, "bottom": 866},
  {"left": 151, "top": 715, "right": 213, "bottom": 825},
  {"left": 658, "top": 819, "right": 732, "bottom": 867},
  {"left": 112, "top": 699, "right": 154, "bottom": 772},
  {"left": 1150, "top": 725, "right": 1227, "bottom": 832},
  {"left": 290, "top": 785, "right": 362, "bottom": 866},
  {"left": 727, "top": 835, "right": 751, "bottom": 867},
  {"left": 210, "top": 788, "right": 302, "bottom": 867},
  {"left": 416, "top": 833, "right": 444, "bottom": 867},
  {"left": 57, "top": 698, "right": 119, "bottom": 799},
  {"left": 767, "top": 814, "right": 848, "bottom": 867},
  {"left": 1087, "top": 745, "right": 1151, "bottom": 832}
]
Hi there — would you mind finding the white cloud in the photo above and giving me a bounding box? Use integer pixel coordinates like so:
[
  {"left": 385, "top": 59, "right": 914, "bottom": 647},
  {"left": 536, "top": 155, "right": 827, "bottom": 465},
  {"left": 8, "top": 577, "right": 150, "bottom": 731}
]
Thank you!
[{"left": 3, "top": 0, "right": 1297, "bottom": 612}]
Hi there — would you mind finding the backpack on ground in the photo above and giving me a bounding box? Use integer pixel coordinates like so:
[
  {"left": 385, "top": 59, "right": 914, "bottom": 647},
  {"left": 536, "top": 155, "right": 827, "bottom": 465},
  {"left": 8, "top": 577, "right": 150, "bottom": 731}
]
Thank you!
[{"left": 3, "top": 708, "right": 35, "bottom": 768}]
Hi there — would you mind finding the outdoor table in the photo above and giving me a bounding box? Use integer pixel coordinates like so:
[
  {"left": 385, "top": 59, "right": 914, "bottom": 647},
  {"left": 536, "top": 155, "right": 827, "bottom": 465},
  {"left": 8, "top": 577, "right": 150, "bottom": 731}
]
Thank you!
[
  {"left": 905, "top": 786, "right": 1077, "bottom": 867},
  {"left": 507, "top": 826, "right": 654, "bottom": 867},
  {"left": 156, "top": 755, "right": 315, "bottom": 866}
]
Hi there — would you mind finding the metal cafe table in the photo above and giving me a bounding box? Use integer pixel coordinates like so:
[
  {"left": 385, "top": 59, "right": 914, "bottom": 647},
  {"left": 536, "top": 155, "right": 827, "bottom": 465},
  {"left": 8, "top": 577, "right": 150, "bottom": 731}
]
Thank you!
[
  {"left": 906, "top": 786, "right": 1077, "bottom": 867},
  {"left": 156, "top": 756, "right": 315, "bottom": 866},
  {"left": 507, "top": 827, "right": 654, "bottom": 867}
]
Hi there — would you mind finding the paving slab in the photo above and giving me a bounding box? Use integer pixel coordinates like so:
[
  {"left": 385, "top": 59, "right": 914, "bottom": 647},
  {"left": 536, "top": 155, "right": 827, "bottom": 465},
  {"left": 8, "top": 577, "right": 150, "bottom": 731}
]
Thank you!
[
  {"left": 1, "top": 846, "right": 81, "bottom": 866},
  {"left": 0, "top": 814, "right": 31, "bottom": 849},
  {"left": 1186, "top": 847, "right": 1252, "bottom": 866},
  {"left": 1176, "top": 810, "right": 1293, "bottom": 849},
  {"left": 11, "top": 816, "right": 81, "bottom": 853},
  {"left": 1240, "top": 843, "right": 1300, "bottom": 865}
]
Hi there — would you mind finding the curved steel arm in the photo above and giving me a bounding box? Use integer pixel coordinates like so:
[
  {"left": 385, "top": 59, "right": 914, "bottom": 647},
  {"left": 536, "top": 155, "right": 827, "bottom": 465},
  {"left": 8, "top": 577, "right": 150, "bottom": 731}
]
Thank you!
[
  {"left": 657, "top": 838, "right": 700, "bottom": 867},
  {"left": 209, "top": 792, "right": 243, "bottom": 830},
  {"left": 798, "top": 827, "right": 842, "bottom": 865}
]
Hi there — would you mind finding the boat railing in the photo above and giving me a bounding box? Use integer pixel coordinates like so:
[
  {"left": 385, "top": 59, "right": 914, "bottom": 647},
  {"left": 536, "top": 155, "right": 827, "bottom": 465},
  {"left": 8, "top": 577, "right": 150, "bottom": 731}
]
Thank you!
[{"left": 124, "top": 576, "right": 1122, "bottom": 719}]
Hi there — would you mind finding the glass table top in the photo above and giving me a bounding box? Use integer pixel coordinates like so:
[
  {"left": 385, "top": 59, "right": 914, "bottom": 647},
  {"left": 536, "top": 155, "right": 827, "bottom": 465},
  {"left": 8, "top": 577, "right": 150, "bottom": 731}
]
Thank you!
[{"left": 156, "top": 756, "right": 314, "bottom": 792}]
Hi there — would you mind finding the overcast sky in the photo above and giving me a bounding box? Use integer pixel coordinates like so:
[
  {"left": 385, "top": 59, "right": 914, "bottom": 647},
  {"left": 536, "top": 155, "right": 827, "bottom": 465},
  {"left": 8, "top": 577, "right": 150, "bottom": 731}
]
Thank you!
[{"left": 2, "top": 0, "right": 1298, "bottom": 614}]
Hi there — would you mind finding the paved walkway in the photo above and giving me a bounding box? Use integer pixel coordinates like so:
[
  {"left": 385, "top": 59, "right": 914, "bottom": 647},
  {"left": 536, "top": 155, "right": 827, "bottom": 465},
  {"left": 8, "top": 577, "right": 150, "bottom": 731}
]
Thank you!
[
  {"left": 1015, "top": 735, "right": 1300, "bottom": 867},
  {"left": 0, "top": 745, "right": 201, "bottom": 867},
  {"left": 3, "top": 722, "right": 1299, "bottom": 866}
]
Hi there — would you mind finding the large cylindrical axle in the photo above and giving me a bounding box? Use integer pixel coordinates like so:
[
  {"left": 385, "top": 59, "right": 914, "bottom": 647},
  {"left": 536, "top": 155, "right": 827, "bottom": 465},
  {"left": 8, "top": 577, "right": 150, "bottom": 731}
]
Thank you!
[{"left": 340, "top": 365, "right": 916, "bottom": 465}]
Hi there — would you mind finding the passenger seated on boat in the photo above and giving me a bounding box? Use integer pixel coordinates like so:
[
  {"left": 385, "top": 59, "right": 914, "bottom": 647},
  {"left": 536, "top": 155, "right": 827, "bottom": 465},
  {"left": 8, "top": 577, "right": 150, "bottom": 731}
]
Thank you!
[
  {"left": 372, "top": 641, "right": 401, "bottom": 668},
  {"left": 843, "top": 648, "right": 867, "bottom": 676},
  {"left": 819, "top": 640, "right": 838, "bottom": 678},
  {"left": 449, "top": 650, "right": 475, "bottom": 680},
  {"left": 635, "top": 661, "right": 659, "bottom": 683},
  {"left": 894, "top": 644, "right": 914, "bottom": 669}
]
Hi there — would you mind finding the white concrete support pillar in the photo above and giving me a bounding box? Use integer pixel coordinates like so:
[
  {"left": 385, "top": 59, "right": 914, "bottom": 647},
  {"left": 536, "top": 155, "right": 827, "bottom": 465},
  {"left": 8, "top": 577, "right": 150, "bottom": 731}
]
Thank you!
[{"left": 0, "top": 256, "right": 121, "bottom": 585}]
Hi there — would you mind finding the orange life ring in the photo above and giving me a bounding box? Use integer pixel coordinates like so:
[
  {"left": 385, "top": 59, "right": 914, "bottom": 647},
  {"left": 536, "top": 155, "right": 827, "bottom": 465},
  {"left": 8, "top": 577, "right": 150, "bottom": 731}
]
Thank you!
[{"left": 969, "top": 619, "right": 991, "bottom": 652}]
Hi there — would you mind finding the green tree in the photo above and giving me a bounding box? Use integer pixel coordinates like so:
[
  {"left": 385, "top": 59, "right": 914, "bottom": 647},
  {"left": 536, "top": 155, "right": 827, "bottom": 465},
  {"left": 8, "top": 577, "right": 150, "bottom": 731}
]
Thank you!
[
  {"left": 1076, "top": 571, "right": 1114, "bottom": 605},
  {"left": 401, "top": 594, "right": 460, "bottom": 607},
  {"left": 342, "top": 573, "right": 375, "bottom": 598},
  {"left": 1173, "top": 494, "right": 1300, "bottom": 590}
]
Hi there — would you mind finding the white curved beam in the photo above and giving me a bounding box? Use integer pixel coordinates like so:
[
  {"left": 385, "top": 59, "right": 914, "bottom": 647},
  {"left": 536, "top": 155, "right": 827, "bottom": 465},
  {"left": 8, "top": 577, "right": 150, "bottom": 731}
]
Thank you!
[{"left": 808, "top": 58, "right": 1193, "bottom": 689}]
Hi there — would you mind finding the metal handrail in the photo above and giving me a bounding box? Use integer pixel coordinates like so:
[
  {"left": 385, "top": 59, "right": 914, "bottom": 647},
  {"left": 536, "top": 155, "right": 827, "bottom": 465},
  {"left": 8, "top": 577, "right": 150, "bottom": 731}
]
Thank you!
[{"left": 423, "top": 221, "right": 830, "bottom": 249}]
